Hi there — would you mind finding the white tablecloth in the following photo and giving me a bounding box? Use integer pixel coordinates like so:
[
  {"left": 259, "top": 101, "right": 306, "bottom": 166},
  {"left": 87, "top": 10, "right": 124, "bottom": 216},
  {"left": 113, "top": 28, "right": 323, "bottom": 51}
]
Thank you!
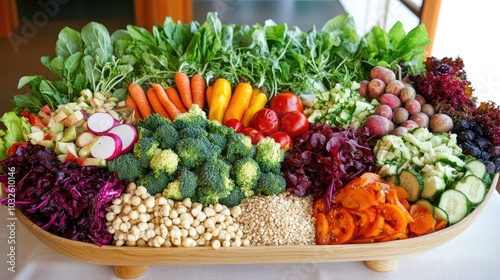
[{"left": 1, "top": 191, "right": 500, "bottom": 280}]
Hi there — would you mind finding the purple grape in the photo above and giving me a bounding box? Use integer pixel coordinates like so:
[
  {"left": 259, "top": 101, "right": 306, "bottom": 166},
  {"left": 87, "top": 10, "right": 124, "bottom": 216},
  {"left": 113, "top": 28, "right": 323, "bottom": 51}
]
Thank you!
[
  {"left": 474, "top": 138, "right": 493, "bottom": 151},
  {"left": 484, "top": 161, "right": 496, "bottom": 174},
  {"left": 488, "top": 146, "right": 500, "bottom": 157},
  {"left": 458, "top": 130, "right": 475, "bottom": 142},
  {"left": 464, "top": 145, "right": 481, "bottom": 157},
  {"left": 453, "top": 119, "right": 470, "bottom": 131}
]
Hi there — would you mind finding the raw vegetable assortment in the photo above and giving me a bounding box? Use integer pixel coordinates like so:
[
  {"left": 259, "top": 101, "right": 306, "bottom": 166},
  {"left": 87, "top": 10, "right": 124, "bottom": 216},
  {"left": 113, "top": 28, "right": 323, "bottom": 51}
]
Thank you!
[{"left": 0, "top": 12, "right": 499, "bottom": 249}]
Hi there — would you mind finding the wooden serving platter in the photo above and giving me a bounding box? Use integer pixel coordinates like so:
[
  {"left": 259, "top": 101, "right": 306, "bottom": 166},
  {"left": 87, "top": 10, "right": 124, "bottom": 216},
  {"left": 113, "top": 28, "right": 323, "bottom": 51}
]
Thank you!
[{"left": 15, "top": 174, "right": 499, "bottom": 279}]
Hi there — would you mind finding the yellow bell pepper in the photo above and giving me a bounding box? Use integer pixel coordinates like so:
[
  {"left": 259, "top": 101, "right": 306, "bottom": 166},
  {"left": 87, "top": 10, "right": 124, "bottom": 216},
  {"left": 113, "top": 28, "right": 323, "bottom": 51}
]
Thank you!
[
  {"left": 240, "top": 89, "right": 268, "bottom": 127},
  {"left": 223, "top": 82, "right": 253, "bottom": 123},
  {"left": 208, "top": 78, "right": 232, "bottom": 124}
]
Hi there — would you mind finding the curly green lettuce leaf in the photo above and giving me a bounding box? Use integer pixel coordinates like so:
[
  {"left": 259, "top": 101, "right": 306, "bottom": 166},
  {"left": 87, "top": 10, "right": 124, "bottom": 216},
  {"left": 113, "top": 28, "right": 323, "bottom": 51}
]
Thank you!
[{"left": 0, "top": 111, "right": 31, "bottom": 161}]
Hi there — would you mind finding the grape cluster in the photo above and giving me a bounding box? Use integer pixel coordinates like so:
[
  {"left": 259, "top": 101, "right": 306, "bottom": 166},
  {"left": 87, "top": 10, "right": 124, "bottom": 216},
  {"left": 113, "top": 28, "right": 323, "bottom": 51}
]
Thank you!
[{"left": 453, "top": 119, "right": 500, "bottom": 173}]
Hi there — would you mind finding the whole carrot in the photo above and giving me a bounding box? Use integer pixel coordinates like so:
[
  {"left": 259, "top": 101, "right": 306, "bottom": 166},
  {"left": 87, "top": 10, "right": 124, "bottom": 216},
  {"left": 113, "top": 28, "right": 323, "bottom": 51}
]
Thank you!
[
  {"left": 191, "top": 73, "right": 206, "bottom": 110},
  {"left": 206, "top": 84, "right": 214, "bottom": 109},
  {"left": 125, "top": 96, "right": 143, "bottom": 121},
  {"left": 152, "top": 83, "right": 181, "bottom": 119},
  {"left": 146, "top": 87, "right": 172, "bottom": 120},
  {"left": 165, "top": 87, "right": 187, "bottom": 113},
  {"left": 128, "top": 83, "right": 152, "bottom": 118},
  {"left": 174, "top": 72, "right": 193, "bottom": 109}
]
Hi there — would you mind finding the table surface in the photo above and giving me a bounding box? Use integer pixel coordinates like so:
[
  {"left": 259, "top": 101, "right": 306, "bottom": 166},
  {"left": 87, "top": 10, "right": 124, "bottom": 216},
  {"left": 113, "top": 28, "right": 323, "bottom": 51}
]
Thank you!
[{"left": 1, "top": 190, "right": 500, "bottom": 280}]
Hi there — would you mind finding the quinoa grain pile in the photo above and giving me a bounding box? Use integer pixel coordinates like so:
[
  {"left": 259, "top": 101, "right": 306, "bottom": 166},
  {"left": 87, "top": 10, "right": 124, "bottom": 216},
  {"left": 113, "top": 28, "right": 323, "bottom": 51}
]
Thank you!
[{"left": 234, "top": 192, "right": 316, "bottom": 246}]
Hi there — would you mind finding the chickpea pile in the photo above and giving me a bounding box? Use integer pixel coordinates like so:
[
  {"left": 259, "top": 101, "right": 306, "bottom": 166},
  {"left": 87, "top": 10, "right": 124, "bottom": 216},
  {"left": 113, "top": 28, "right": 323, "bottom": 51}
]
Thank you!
[{"left": 106, "top": 183, "right": 249, "bottom": 249}]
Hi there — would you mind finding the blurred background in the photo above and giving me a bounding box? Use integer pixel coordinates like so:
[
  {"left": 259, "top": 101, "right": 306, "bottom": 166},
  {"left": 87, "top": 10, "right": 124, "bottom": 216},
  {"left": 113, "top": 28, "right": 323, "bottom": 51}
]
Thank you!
[{"left": 0, "top": 0, "right": 498, "bottom": 115}]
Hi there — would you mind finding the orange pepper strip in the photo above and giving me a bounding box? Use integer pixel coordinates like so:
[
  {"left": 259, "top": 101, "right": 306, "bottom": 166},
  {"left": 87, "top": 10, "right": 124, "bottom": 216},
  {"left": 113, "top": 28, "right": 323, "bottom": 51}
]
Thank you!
[
  {"left": 378, "top": 203, "right": 409, "bottom": 234},
  {"left": 337, "top": 188, "right": 379, "bottom": 211},
  {"left": 360, "top": 172, "right": 382, "bottom": 182},
  {"left": 313, "top": 213, "right": 330, "bottom": 245},
  {"left": 379, "top": 232, "right": 408, "bottom": 242},
  {"left": 312, "top": 197, "right": 328, "bottom": 215},
  {"left": 408, "top": 204, "right": 437, "bottom": 236},
  {"left": 360, "top": 213, "right": 385, "bottom": 239},
  {"left": 385, "top": 188, "right": 415, "bottom": 223},
  {"left": 349, "top": 208, "right": 376, "bottom": 239},
  {"left": 435, "top": 219, "right": 448, "bottom": 231},
  {"left": 327, "top": 208, "right": 356, "bottom": 245}
]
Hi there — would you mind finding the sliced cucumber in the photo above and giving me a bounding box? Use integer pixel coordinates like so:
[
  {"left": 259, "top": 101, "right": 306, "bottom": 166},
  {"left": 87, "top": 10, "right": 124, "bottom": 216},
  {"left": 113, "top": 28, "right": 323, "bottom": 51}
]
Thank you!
[
  {"left": 398, "top": 169, "right": 424, "bottom": 202},
  {"left": 386, "top": 174, "right": 400, "bottom": 185},
  {"left": 435, "top": 153, "right": 465, "bottom": 168},
  {"left": 415, "top": 199, "right": 434, "bottom": 215},
  {"left": 433, "top": 206, "right": 449, "bottom": 224},
  {"left": 438, "top": 189, "right": 471, "bottom": 224},
  {"left": 421, "top": 176, "right": 445, "bottom": 200},
  {"left": 464, "top": 159, "right": 486, "bottom": 179},
  {"left": 453, "top": 175, "right": 487, "bottom": 206}
]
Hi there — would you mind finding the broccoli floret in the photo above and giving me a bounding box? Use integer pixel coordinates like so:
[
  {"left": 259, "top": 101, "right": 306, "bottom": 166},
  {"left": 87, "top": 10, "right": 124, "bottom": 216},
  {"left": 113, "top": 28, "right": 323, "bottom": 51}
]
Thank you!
[
  {"left": 255, "top": 172, "right": 286, "bottom": 196},
  {"left": 255, "top": 136, "right": 284, "bottom": 173},
  {"left": 162, "top": 167, "right": 197, "bottom": 200},
  {"left": 231, "top": 157, "right": 261, "bottom": 196},
  {"left": 138, "top": 171, "right": 170, "bottom": 195},
  {"left": 174, "top": 137, "right": 214, "bottom": 169},
  {"left": 173, "top": 104, "right": 207, "bottom": 130},
  {"left": 133, "top": 137, "right": 162, "bottom": 168},
  {"left": 206, "top": 119, "right": 233, "bottom": 136},
  {"left": 224, "top": 132, "right": 256, "bottom": 163},
  {"left": 207, "top": 132, "right": 227, "bottom": 154},
  {"left": 178, "top": 126, "right": 208, "bottom": 139},
  {"left": 153, "top": 123, "right": 179, "bottom": 150},
  {"left": 197, "top": 176, "right": 235, "bottom": 206},
  {"left": 136, "top": 113, "right": 172, "bottom": 131},
  {"left": 196, "top": 187, "right": 220, "bottom": 206},
  {"left": 137, "top": 126, "right": 153, "bottom": 139},
  {"left": 150, "top": 149, "right": 179, "bottom": 178},
  {"left": 196, "top": 157, "right": 234, "bottom": 200},
  {"left": 107, "top": 152, "right": 145, "bottom": 182},
  {"left": 219, "top": 186, "right": 246, "bottom": 207}
]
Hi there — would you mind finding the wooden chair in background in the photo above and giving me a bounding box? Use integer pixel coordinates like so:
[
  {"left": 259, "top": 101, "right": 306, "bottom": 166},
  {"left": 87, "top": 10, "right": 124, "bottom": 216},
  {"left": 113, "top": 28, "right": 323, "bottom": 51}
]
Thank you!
[{"left": 133, "top": 0, "right": 193, "bottom": 30}]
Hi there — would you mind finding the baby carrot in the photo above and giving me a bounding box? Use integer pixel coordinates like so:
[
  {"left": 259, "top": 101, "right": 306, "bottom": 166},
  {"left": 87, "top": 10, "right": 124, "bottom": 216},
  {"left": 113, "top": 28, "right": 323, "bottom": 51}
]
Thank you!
[
  {"left": 128, "top": 83, "right": 152, "bottom": 118},
  {"left": 146, "top": 87, "right": 171, "bottom": 120},
  {"left": 125, "top": 96, "right": 142, "bottom": 121},
  {"left": 191, "top": 73, "right": 206, "bottom": 110},
  {"left": 165, "top": 87, "right": 187, "bottom": 113},
  {"left": 152, "top": 83, "right": 181, "bottom": 119},
  {"left": 174, "top": 71, "right": 192, "bottom": 109}
]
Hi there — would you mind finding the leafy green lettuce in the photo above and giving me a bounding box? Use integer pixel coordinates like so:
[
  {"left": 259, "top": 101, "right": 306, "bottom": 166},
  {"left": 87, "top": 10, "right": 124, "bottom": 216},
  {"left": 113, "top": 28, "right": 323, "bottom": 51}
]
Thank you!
[
  {"left": 359, "top": 22, "right": 431, "bottom": 75},
  {"left": 0, "top": 111, "right": 31, "bottom": 161}
]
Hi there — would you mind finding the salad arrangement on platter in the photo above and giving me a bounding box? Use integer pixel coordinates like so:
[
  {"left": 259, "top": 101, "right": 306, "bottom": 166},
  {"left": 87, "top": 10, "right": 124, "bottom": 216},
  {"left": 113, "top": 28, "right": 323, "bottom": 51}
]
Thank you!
[{"left": 1, "top": 12, "right": 499, "bottom": 249}]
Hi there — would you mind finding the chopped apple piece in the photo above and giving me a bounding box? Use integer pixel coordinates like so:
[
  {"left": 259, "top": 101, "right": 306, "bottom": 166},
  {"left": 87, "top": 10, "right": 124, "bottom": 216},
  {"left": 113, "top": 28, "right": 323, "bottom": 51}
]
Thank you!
[
  {"left": 78, "top": 136, "right": 101, "bottom": 158},
  {"left": 55, "top": 142, "right": 77, "bottom": 155},
  {"left": 61, "top": 126, "right": 77, "bottom": 142},
  {"left": 76, "top": 157, "right": 107, "bottom": 167},
  {"left": 38, "top": 140, "right": 55, "bottom": 149},
  {"left": 61, "top": 110, "right": 84, "bottom": 127},
  {"left": 49, "top": 121, "right": 65, "bottom": 134},
  {"left": 75, "top": 132, "right": 95, "bottom": 148},
  {"left": 26, "top": 130, "right": 45, "bottom": 143}
]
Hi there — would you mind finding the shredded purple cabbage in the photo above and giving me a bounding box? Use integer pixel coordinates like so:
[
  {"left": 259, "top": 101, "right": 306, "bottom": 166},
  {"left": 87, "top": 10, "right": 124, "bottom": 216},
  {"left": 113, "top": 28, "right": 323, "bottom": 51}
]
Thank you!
[
  {"left": 282, "top": 123, "right": 376, "bottom": 207},
  {"left": 0, "top": 144, "right": 126, "bottom": 246}
]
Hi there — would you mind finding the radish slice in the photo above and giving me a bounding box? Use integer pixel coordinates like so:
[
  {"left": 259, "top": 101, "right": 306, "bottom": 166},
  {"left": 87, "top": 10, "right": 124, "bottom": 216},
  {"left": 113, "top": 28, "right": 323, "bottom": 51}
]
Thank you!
[
  {"left": 108, "top": 124, "right": 138, "bottom": 154},
  {"left": 90, "top": 134, "right": 123, "bottom": 160},
  {"left": 87, "top": 112, "right": 119, "bottom": 135}
]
